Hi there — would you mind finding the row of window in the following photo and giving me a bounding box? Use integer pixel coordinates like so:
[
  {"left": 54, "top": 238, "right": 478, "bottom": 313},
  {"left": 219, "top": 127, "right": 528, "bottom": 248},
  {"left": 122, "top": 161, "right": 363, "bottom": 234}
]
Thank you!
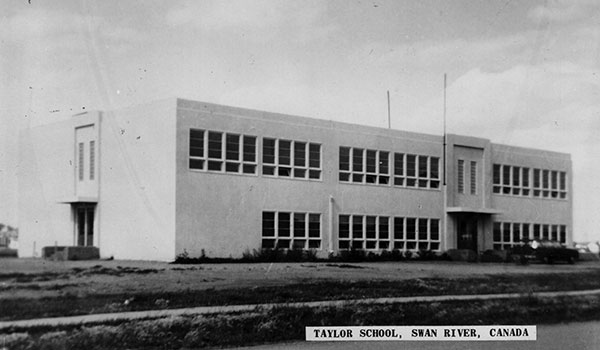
[
  {"left": 261, "top": 211, "right": 322, "bottom": 249},
  {"left": 188, "top": 130, "right": 568, "bottom": 201},
  {"left": 260, "top": 213, "right": 569, "bottom": 252},
  {"left": 339, "top": 215, "right": 441, "bottom": 251},
  {"left": 493, "top": 222, "right": 567, "bottom": 250},
  {"left": 189, "top": 129, "right": 322, "bottom": 180},
  {"left": 339, "top": 147, "right": 440, "bottom": 189},
  {"left": 77, "top": 140, "right": 95, "bottom": 181},
  {"left": 493, "top": 164, "right": 567, "bottom": 199}
]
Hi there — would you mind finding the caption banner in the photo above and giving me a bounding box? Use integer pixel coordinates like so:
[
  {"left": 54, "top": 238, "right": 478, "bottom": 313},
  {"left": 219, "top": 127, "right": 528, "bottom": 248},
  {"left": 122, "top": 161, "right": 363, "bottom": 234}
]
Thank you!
[{"left": 306, "top": 326, "right": 536, "bottom": 341}]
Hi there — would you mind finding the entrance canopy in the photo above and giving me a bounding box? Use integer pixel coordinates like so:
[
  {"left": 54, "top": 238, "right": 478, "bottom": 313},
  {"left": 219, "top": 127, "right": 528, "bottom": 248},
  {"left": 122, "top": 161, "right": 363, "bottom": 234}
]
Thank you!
[
  {"left": 57, "top": 196, "right": 98, "bottom": 204},
  {"left": 446, "top": 207, "right": 501, "bottom": 215}
]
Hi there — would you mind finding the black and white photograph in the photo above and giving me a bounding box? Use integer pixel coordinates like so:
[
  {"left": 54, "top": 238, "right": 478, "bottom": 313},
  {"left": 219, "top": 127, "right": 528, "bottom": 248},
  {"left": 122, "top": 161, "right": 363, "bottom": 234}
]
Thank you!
[{"left": 1, "top": 0, "right": 600, "bottom": 349}]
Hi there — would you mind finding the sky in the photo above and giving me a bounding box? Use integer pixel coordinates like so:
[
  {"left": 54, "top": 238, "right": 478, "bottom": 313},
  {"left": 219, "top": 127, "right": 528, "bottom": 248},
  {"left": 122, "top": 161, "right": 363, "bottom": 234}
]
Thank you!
[{"left": 1, "top": 0, "right": 599, "bottom": 241}]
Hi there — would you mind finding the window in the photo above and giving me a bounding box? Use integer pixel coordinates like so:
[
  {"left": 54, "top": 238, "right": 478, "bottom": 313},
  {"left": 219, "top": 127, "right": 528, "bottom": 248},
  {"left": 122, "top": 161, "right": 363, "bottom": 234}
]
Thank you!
[
  {"left": 189, "top": 129, "right": 257, "bottom": 174},
  {"left": 493, "top": 222, "right": 539, "bottom": 250},
  {"left": 522, "top": 168, "right": 530, "bottom": 196},
  {"left": 430, "top": 157, "right": 440, "bottom": 189},
  {"left": 559, "top": 172, "right": 567, "bottom": 199},
  {"left": 551, "top": 171, "right": 558, "bottom": 198},
  {"left": 339, "top": 147, "right": 350, "bottom": 181},
  {"left": 406, "top": 155, "right": 416, "bottom": 187},
  {"left": 493, "top": 164, "right": 501, "bottom": 194},
  {"left": 493, "top": 222, "right": 501, "bottom": 250},
  {"left": 339, "top": 215, "right": 350, "bottom": 249},
  {"left": 542, "top": 170, "right": 550, "bottom": 197},
  {"left": 533, "top": 169, "right": 541, "bottom": 197},
  {"left": 89, "top": 141, "right": 95, "bottom": 181},
  {"left": 262, "top": 211, "right": 321, "bottom": 249},
  {"left": 559, "top": 225, "right": 566, "bottom": 244},
  {"left": 532, "top": 168, "right": 567, "bottom": 199},
  {"left": 264, "top": 138, "right": 321, "bottom": 180},
  {"left": 309, "top": 144, "right": 321, "bottom": 179},
  {"left": 263, "top": 138, "right": 276, "bottom": 175},
  {"left": 339, "top": 147, "right": 390, "bottom": 185},
  {"left": 338, "top": 215, "right": 392, "bottom": 250},
  {"left": 78, "top": 142, "right": 84, "bottom": 181},
  {"left": 394, "top": 153, "right": 404, "bottom": 186},
  {"left": 512, "top": 166, "right": 520, "bottom": 195},
  {"left": 457, "top": 159, "right": 464, "bottom": 193},
  {"left": 502, "top": 165, "right": 511, "bottom": 194},
  {"left": 493, "top": 164, "right": 568, "bottom": 200},
  {"left": 392, "top": 153, "right": 438, "bottom": 189},
  {"left": 207, "top": 131, "right": 222, "bottom": 171},
  {"left": 470, "top": 161, "right": 477, "bottom": 195},
  {"left": 392, "top": 217, "right": 440, "bottom": 251}
]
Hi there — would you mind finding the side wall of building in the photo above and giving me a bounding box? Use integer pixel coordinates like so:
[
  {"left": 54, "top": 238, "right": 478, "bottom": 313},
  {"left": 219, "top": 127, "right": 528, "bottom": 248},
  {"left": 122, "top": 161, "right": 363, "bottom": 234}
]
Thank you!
[
  {"left": 98, "top": 99, "right": 177, "bottom": 261},
  {"left": 174, "top": 100, "right": 444, "bottom": 258},
  {"left": 489, "top": 144, "right": 572, "bottom": 247}
]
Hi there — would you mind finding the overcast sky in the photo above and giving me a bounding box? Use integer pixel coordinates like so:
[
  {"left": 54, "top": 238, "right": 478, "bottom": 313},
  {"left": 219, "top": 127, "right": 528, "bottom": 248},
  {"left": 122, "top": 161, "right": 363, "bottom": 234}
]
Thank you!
[{"left": 1, "top": 0, "right": 599, "bottom": 241}]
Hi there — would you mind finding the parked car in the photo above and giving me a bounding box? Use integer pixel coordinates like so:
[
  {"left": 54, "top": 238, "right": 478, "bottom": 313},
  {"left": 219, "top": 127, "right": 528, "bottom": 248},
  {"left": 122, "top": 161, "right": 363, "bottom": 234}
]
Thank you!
[{"left": 510, "top": 239, "right": 579, "bottom": 264}]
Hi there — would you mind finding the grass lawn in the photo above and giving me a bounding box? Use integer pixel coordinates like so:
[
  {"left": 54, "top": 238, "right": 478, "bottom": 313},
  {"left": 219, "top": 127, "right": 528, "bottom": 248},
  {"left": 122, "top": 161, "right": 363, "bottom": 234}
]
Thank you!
[{"left": 2, "top": 258, "right": 600, "bottom": 321}]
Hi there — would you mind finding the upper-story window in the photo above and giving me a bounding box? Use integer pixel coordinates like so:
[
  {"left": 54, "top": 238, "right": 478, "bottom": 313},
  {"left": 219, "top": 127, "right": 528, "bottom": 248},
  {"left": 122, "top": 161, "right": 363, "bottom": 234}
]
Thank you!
[
  {"left": 339, "top": 147, "right": 390, "bottom": 185},
  {"left": 78, "top": 142, "right": 84, "bottom": 181},
  {"left": 340, "top": 147, "right": 439, "bottom": 190},
  {"left": 493, "top": 163, "right": 566, "bottom": 199},
  {"left": 470, "top": 161, "right": 477, "bottom": 195},
  {"left": 457, "top": 159, "right": 464, "bottom": 193},
  {"left": 89, "top": 141, "right": 95, "bottom": 181},
  {"left": 263, "top": 138, "right": 321, "bottom": 180},
  {"left": 189, "top": 129, "right": 257, "bottom": 175},
  {"left": 395, "top": 154, "right": 439, "bottom": 189}
]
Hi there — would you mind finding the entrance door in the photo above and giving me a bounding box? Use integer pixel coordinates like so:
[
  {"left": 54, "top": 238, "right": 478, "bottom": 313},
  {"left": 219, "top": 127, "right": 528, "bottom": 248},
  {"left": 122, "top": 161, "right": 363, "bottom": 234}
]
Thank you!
[
  {"left": 75, "top": 205, "right": 95, "bottom": 246},
  {"left": 457, "top": 214, "right": 478, "bottom": 251}
]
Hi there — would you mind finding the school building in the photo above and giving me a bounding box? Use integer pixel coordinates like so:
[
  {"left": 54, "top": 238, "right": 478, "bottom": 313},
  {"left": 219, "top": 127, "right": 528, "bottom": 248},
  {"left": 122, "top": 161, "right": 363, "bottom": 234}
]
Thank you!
[{"left": 18, "top": 98, "right": 573, "bottom": 261}]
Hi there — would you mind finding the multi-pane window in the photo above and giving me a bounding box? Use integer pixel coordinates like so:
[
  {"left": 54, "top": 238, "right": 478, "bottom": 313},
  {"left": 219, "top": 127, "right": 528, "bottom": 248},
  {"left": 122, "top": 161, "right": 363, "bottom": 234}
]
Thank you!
[
  {"left": 470, "top": 161, "right": 477, "bottom": 195},
  {"left": 339, "top": 147, "right": 390, "bottom": 185},
  {"left": 78, "top": 142, "right": 84, "bottom": 181},
  {"left": 493, "top": 164, "right": 566, "bottom": 199},
  {"left": 393, "top": 153, "right": 439, "bottom": 189},
  {"left": 392, "top": 217, "right": 441, "bottom": 251},
  {"left": 457, "top": 159, "right": 464, "bottom": 193},
  {"left": 264, "top": 138, "right": 321, "bottom": 180},
  {"left": 493, "top": 221, "right": 567, "bottom": 249},
  {"left": 262, "top": 211, "right": 321, "bottom": 249},
  {"left": 189, "top": 129, "right": 257, "bottom": 175},
  {"left": 89, "top": 141, "right": 95, "bottom": 181},
  {"left": 338, "top": 215, "right": 391, "bottom": 250}
]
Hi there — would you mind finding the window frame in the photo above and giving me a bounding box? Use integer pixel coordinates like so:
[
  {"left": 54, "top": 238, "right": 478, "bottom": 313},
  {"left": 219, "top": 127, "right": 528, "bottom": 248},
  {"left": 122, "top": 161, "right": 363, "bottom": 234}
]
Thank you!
[
  {"left": 189, "top": 128, "right": 257, "bottom": 175},
  {"left": 262, "top": 211, "right": 322, "bottom": 250}
]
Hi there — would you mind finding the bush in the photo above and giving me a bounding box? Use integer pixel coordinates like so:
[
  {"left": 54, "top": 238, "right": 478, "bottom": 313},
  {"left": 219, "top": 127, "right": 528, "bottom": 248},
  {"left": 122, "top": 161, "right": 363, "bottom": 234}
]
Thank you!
[{"left": 174, "top": 247, "right": 443, "bottom": 264}]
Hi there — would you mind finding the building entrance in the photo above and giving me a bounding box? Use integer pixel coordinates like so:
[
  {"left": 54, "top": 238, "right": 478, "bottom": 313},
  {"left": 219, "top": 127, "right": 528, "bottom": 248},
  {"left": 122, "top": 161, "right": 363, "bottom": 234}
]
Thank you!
[
  {"left": 456, "top": 214, "right": 478, "bottom": 251},
  {"left": 75, "top": 204, "right": 95, "bottom": 246}
]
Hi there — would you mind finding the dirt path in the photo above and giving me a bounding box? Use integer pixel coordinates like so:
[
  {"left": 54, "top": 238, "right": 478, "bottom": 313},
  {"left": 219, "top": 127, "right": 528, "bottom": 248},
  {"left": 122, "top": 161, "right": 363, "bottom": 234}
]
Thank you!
[{"left": 3, "top": 288, "right": 600, "bottom": 331}]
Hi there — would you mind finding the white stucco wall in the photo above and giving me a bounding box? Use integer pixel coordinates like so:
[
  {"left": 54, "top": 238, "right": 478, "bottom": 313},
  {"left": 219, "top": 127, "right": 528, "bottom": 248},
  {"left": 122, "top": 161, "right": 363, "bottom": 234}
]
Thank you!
[
  {"left": 174, "top": 100, "right": 444, "bottom": 258},
  {"left": 98, "top": 99, "right": 177, "bottom": 261}
]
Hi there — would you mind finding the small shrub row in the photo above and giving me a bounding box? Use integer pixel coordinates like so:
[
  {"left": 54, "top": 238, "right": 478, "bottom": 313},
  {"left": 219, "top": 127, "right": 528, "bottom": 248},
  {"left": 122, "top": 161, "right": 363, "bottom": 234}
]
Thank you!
[{"left": 173, "top": 248, "right": 449, "bottom": 264}]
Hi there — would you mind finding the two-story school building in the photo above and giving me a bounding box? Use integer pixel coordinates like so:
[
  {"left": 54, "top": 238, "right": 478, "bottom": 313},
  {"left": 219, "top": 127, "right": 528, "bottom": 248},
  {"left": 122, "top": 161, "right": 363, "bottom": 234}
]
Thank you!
[{"left": 18, "top": 98, "right": 573, "bottom": 261}]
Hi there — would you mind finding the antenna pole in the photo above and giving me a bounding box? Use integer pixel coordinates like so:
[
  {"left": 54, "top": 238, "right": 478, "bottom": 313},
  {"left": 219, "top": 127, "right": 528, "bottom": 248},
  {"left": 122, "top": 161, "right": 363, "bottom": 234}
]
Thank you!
[
  {"left": 443, "top": 74, "right": 447, "bottom": 186},
  {"left": 387, "top": 90, "right": 391, "bottom": 129}
]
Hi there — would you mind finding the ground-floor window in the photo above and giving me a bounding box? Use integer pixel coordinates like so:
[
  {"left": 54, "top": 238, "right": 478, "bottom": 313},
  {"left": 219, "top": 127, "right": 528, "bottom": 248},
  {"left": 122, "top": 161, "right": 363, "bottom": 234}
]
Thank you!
[
  {"left": 262, "top": 211, "right": 321, "bottom": 249},
  {"left": 338, "top": 215, "right": 440, "bottom": 251},
  {"left": 493, "top": 222, "right": 567, "bottom": 249}
]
